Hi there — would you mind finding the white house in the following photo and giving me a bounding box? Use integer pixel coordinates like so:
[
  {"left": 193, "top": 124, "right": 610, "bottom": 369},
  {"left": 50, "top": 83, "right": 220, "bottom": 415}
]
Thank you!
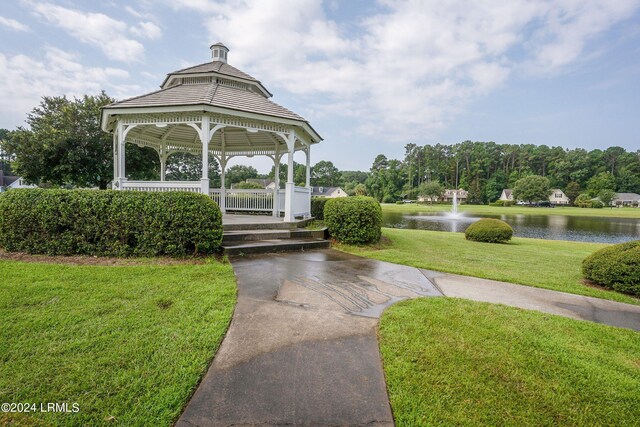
[
  {"left": 311, "top": 186, "right": 347, "bottom": 198},
  {"left": 613, "top": 193, "right": 640, "bottom": 207},
  {"left": 418, "top": 188, "right": 468, "bottom": 203},
  {"left": 549, "top": 189, "right": 570, "bottom": 205},
  {"left": 499, "top": 189, "right": 513, "bottom": 201},
  {"left": 0, "top": 171, "right": 36, "bottom": 191}
]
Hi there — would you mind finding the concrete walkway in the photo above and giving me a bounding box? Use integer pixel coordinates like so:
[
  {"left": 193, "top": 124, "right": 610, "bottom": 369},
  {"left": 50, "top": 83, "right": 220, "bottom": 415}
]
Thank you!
[
  {"left": 422, "top": 269, "right": 640, "bottom": 331},
  {"left": 177, "top": 249, "right": 640, "bottom": 426}
]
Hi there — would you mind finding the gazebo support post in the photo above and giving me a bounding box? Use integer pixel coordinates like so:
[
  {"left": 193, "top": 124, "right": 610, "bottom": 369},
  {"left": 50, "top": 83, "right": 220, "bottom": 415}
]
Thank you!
[
  {"left": 112, "top": 133, "right": 118, "bottom": 189},
  {"left": 200, "top": 115, "right": 210, "bottom": 195},
  {"left": 219, "top": 156, "right": 227, "bottom": 214},
  {"left": 117, "top": 121, "right": 126, "bottom": 188},
  {"left": 273, "top": 154, "right": 281, "bottom": 217},
  {"left": 305, "top": 145, "right": 311, "bottom": 187},
  {"left": 283, "top": 132, "right": 296, "bottom": 222}
]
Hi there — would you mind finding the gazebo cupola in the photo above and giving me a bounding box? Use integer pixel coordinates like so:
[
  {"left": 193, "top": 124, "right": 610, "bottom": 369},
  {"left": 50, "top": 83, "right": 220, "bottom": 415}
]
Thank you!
[
  {"left": 210, "top": 42, "right": 229, "bottom": 63},
  {"left": 101, "top": 42, "right": 322, "bottom": 221}
]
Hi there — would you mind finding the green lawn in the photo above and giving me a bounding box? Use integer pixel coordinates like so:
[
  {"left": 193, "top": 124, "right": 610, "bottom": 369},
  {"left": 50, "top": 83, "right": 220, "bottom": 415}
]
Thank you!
[
  {"left": 379, "top": 298, "right": 640, "bottom": 427},
  {"left": 382, "top": 203, "right": 640, "bottom": 218},
  {"left": 336, "top": 228, "right": 640, "bottom": 305},
  {"left": 0, "top": 259, "right": 236, "bottom": 426}
]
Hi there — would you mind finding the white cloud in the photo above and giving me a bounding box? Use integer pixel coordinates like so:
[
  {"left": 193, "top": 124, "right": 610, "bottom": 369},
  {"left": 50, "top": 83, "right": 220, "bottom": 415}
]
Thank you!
[
  {"left": 172, "top": 0, "right": 638, "bottom": 141},
  {"left": 131, "top": 21, "right": 162, "bottom": 40},
  {"left": 0, "top": 15, "right": 30, "bottom": 32},
  {"left": 0, "top": 47, "right": 143, "bottom": 128},
  {"left": 30, "top": 3, "right": 145, "bottom": 62}
]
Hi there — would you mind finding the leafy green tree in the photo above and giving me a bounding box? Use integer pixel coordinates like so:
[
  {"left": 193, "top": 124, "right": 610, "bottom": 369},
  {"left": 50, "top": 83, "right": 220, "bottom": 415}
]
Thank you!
[
  {"left": 234, "top": 181, "right": 263, "bottom": 189},
  {"left": 3, "top": 93, "right": 156, "bottom": 189},
  {"left": 267, "top": 161, "right": 305, "bottom": 186},
  {"left": 598, "top": 189, "right": 616, "bottom": 208},
  {"left": 0, "top": 128, "right": 13, "bottom": 174},
  {"left": 564, "top": 181, "right": 581, "bottom": 204},
  {"left": 354, "top": 183, "right": 367, "bottom": 196},
  {"left": 418, "top": 181, "right": 444, "bottom": 205},
  {"left": 574, "top": 193, "right": 593, "bottom": 208},
  {"left": 225, "top": 164, "right": 258, "bottom": 185},
  {"left": 512, "top": 175, "right": 551, "bottom": 204},
  {"left": 165, "top": 152, "right": 220, "bottom": 186},
  {"left": 312, "top": 160, "right": 341, "bottom": 186},
  {"left": 586, "top": 172, "right": 616, "bottom": 197}
]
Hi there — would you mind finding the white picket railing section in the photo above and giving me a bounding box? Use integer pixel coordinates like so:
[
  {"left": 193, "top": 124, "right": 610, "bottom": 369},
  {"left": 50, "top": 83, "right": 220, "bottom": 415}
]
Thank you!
[
  {"left": 121, "top": 181, "right": 201, "bottom": 192},
  {"left": 211, "top": 189, "right": 275, "bottom": 211},
  {"left": 121, "top": 181, "right": 310, "bottom": 217}
]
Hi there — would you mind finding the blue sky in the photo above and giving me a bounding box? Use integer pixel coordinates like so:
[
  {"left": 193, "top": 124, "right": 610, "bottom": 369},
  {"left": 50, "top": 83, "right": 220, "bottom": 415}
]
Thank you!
[{"left": 1, "top": 0, "right": 639, "bottom": 173}]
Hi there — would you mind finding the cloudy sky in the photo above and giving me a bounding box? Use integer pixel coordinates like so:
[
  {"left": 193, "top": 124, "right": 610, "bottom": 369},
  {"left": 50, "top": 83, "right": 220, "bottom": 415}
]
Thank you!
[{"left": 1, "top": 0, "right": 639, "bottom": 172}]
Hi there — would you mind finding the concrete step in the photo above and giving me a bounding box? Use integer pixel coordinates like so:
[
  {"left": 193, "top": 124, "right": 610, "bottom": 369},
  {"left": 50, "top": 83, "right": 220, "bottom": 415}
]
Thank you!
[
  {"left": 222, "top": 217, "right": 314, "bottom": 232},
  {"left": 222, "top": 228, "right": 327, "bottom": 243},
  {"left": 222, "top": 238, "right": 330, "bottom": 256}
]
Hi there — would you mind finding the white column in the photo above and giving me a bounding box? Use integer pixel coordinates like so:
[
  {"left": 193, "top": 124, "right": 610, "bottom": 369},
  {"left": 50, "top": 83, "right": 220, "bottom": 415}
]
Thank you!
[
  {"left": 200, "top": 115, "right": 210, "bottom": 195},
  {"left": 283, "top": 133, "right": 296, "bottom": 222},
  {"left": 117, "top": 121, "right": 126, "bottom": 189},
  {"left": 273, "top": 154, "right": 281, "bottom": 217},
  {"left": 305, "top": 145, "right": 311, "bottom": 187},
  {"left": 112, "top": 133, "right": 118, "bottom": 189},
  {"left": 160, "top": 155, "right": 166, "bottom": 182},
  {"left": 219, "top": 156, "right": 227, "bottom": 214}
]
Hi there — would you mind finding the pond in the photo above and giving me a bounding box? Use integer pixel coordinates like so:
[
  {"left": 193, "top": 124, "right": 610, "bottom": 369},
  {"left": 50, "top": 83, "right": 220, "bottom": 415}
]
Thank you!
[{"left": 382, "top": 211, "right": 640, "bottom": 244}]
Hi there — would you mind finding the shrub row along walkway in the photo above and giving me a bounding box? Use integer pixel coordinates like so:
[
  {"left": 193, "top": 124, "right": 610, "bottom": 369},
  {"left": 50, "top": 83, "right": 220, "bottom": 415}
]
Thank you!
[{"left": 177, "top": 249, "right": 640, "bottom": 426}]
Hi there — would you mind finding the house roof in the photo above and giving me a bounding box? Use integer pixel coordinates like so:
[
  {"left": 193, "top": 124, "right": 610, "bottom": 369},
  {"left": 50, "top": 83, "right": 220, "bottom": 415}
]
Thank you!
[
  {"left": 614, "top": 192, "right": 640, "bottom": 201},
  {"left": 104, "top": 82, "right": 305, "bottom": 122},
  {"left": 502, "top": 189, "right": 512, "bottom": 197},
  {"left": 311, "top": 186, "right": 342, "bottom": 196},
  {"left": 0, "top": 170, "right": 19, "bottom": 187}
]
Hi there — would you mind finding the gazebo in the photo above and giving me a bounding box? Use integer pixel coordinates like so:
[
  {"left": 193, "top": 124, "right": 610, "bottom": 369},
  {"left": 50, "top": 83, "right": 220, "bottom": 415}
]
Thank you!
[{"left": 100, "top": 42, "right": 322, "bottom": 221}]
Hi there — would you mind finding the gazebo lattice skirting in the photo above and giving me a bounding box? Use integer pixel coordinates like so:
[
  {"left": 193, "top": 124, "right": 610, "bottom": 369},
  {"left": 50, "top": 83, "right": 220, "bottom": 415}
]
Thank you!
[{"left": 101, "top": 42, "right": 322, "bottom": 222}]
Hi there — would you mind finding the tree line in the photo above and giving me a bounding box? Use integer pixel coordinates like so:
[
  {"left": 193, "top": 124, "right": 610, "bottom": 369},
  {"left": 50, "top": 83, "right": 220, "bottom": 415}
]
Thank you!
[
  {"left": 364, "top": 142, "right": 640, "bottom": 204},
  {"left": 1, "top": 93, "right": 638, "bottom": 204}
]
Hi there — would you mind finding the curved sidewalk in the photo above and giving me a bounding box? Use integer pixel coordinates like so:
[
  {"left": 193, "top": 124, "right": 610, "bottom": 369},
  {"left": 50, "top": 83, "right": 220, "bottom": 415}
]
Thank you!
[{"left": 177, "top": 249, "right": 640, "bottom": 426}]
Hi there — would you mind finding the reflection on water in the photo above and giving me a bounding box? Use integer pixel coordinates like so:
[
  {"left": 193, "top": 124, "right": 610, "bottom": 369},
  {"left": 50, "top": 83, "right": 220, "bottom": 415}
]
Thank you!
[{"left": 383, "top": 211, "right": 640, "bottom": 244}]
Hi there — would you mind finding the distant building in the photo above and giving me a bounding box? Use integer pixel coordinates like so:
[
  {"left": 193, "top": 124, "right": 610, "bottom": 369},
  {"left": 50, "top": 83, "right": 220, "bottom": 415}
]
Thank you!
[
  {"left": 311, "top": 186, "right": 347, "bottom": 198},
  {"left": 499, "top": 189, "right": 513, "bottom": 202},
  {"left": 613, "top": 193, "right": 640, "bottom": 207},
  {"left": 0, "top": 171, "right": 36, "bottom": 192},
  {"left": 418, "top": 189, "right": 467, "bottom": 203},
  {"left": 245, "top": 178, "right": 278, "bottom": 190},
  {"left": 549, "top": 189, "right": 570, "bottom": 205}
]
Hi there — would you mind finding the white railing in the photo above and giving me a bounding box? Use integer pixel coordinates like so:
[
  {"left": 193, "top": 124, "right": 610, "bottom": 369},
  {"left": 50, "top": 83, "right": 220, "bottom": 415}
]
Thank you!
[
  {"left": 277, "top": 187, "right": 311, "bottom": 217},
  {"left": 210, "top": 189, "right": 274, "bottom": 212},
  {"left": 122, "top": 181, "right": 201, "bottom": 192},
  {"left": 121, "top": 182, "right": 310, "bottom": 217},
  {"left": 293, "top": 186, "right": 311, "bottom": 217}
]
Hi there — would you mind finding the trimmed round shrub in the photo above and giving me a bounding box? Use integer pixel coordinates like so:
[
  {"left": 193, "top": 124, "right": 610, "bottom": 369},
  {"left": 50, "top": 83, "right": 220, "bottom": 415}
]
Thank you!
[
  {"left": 311, "top": 197, "right": 329, "bottom": 220},
  {"left": 0, "top": 189, "right": 222, "bottom": 256},
  {"left": 382, "top": 195, "right": 395, "bottom": 204},
  {"left": 591, "top": 200, "right": 604, "bottom": 209},
  {"left": 465, "top": 218, "right": 513, "bottom": 243},
  {"left": 582, "top": 240, "right": 640, "bottom": 296},
  {"left": 324, "top": 196, "right": 382, "bottom": 244}
]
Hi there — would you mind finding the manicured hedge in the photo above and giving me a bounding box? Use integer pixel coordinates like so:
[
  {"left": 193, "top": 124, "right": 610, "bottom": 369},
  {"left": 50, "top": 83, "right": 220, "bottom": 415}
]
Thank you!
[
  {"left": 0, "top": 189, "right": 222, "bottom": 256},
  {"left": 465, "top": 218, "right": 513, "bottom": 243},
  {"left": 324, "top": 196, "right": 382, "bottom": 244},
  {"left": 311, "top": 197, "right": 329, "bottom": 220},
  {"left": 582, "top": 240, "right": 640, "bottom": 296}
]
